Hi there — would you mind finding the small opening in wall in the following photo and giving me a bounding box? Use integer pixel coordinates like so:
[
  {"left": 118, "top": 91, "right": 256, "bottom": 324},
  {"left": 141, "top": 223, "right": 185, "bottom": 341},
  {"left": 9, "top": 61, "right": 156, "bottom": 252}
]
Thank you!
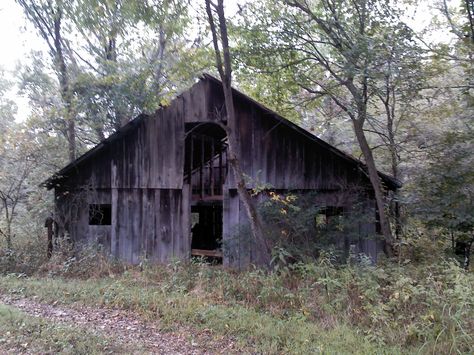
[
  {"left": 89, "top": 204, "right": 112, "bottom": 225},
  {"left": 316, "top": 206, "right": 344, "bottom": 230}
]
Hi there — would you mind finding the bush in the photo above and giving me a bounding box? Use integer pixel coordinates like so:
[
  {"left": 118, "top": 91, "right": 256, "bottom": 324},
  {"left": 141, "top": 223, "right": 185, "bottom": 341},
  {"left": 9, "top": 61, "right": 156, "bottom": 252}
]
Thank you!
[
  {"left": 257, "top": 191, "right": 379, "bottom": 264},
  {"left": 0, "top": 233, "right": 48, "bottom": 275}
]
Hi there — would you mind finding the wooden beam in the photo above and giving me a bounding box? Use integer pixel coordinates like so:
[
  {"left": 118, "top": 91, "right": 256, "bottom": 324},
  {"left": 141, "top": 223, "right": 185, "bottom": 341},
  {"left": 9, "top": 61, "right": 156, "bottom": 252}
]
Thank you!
[
  {"left": 191, "top": 248, "right": 223, "bottom": 258},
  {"left": 191, "top": 195, "right": 223, "bottom": 202}
]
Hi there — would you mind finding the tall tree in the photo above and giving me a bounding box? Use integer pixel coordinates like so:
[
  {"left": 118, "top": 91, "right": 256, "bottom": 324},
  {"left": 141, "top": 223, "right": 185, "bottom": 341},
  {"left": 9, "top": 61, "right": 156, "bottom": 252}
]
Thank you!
[
  {"left": 18, "top": 0, "right": 77, "bottom": 161},
  {"left": 370, "top": 23, "right": 425, "bottom": 238},
  {"left": 66, "top": 0, "right": 197, "bottom": 136},
  {"left": 0, "top": 73, "right": 39, "bottom": 249},
  {"left": 235, "top": 0, "right": 423, "bottom": 254},
  {"left": 205, "top": 0, "right": 271, "bottom": 264},
  {"left": 411, "top": 0, "right": 474, "bottom": 267}
]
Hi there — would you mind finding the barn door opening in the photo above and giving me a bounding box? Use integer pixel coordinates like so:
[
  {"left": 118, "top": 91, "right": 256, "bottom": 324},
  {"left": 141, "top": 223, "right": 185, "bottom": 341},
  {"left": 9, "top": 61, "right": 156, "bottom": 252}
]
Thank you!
[
  {"left": 184, "top": 123, "right": 227, "bottom": 262},
  {"left": 190, "top": 201, "right": 223, "bottom": 262}
]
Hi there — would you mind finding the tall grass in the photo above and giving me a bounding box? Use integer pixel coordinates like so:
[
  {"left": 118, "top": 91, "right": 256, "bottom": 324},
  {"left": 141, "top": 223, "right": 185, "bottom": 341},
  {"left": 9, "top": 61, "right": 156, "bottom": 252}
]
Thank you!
[{"left": 1, "top": 250, "right": 472, "bottom": 354}]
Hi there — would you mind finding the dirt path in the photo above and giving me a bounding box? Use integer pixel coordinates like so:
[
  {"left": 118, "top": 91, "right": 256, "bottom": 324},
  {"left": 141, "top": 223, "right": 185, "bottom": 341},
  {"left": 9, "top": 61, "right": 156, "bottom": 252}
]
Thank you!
[{"left": 0, "top": 294, "right": 239, "bottom": 354}]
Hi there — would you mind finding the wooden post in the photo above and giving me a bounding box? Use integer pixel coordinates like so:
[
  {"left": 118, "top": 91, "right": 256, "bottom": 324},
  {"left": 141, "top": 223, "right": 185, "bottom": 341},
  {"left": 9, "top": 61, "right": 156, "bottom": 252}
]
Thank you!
[
  {"left": 189, "top": 136, "right": 194, "bottom": 187},
  {"left": 219, "top": 148, "right": 223, "bottom": 193},
  {"left": 45, "top": 216, "right": 54, "bottom": 258},
  {"left": 189, "top": 135, "right": 194, "bottom": 182},
  {"left": 210, "top": 140, "right": 215, "bottom": 196},
  {"left": 200, "top": 135, "right": 205, "bottom": 198}
]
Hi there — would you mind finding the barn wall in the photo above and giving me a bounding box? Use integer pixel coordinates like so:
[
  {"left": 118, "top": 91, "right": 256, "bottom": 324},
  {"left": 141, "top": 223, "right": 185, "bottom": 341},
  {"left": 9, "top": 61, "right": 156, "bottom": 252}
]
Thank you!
[
  {"left": 58, "top": 148, "right": 112, "bottom": 190},
  {"left": 111, "top": 187, "right": 190, "bottom": 264},
  {"left": 54, "top": 93, "right": 194, "bottom": 263},
  {"left": 54, "top": 188, "right": 112, "bottom": 252},
  {"left": 181, "top": 79, "right": 210, "bottom": 123},
  {"left": 232, "top": 98, "right": 366, "bottom": 190},
  {"left": 59, "top": 92, "right": 188, "bottom": 191},
  {"left": 222, "top": 188, "right": 381, "bottom": 268},
  {"left": 223, "top": 189, "right": 245, "bottom": 268},
  {"left": 111, "top": 103, "right": 185, "bottom": 189},
  {"left": 52, "top": 76, "right": 389, "bottom": 267}
]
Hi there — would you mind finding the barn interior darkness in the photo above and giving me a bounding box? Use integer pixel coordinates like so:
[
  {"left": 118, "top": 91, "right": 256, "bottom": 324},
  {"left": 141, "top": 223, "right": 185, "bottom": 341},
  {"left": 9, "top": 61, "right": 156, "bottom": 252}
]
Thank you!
[{"left": 185, "top": 123, "right": 228, "bottom": 260}]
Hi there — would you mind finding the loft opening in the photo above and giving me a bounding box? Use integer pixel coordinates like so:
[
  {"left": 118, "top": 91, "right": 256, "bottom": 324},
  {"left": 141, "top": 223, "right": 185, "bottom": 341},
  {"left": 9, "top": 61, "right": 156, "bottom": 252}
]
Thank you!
[{"left": 184, "top": 122, "right": 228, "bottom": 200}]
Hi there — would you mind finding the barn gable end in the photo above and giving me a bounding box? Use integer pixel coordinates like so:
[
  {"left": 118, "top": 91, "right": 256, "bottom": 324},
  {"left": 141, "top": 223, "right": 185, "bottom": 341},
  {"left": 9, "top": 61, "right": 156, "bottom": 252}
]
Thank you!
[{"left": 45, "top": 74, "right": 399, "bottom": 266}]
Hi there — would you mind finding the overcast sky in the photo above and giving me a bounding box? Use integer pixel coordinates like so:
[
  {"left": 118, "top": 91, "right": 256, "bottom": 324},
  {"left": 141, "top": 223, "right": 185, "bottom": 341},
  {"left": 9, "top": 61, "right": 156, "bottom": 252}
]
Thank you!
[
  {"left": 0, "top": 0, "right": 447, "bottom": 122},
  {"left": 0, "top": 0, "right": 45, "bottom": 120}
]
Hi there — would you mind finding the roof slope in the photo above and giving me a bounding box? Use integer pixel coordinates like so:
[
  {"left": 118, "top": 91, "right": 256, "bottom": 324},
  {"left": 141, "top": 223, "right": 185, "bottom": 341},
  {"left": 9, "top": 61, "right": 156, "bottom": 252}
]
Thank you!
[{"left": 44, "top": 74, "right": 401, "bottom": 190}]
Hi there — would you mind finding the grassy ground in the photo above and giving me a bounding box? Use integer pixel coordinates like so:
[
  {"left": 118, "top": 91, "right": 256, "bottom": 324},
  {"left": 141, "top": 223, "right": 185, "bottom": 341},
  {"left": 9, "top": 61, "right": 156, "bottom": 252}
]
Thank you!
[
  {"left": 0, "top": 303, "right": 128, "bottom": 354},
  {"left": 1, "top": 243, "right": 473, "bottom": 354},
  {"left": 2, "top": 256, "right": 473, "bottom": 355},
  {"left": 0, "top": 274, "right": 403, "bottom": 354}
]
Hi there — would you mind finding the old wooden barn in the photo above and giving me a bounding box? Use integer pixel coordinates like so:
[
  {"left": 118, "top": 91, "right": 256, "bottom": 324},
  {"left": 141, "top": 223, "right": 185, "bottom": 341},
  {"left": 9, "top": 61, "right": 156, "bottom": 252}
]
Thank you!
[{"left": 44, "top": 74, "right": 399, "bottom": 267}]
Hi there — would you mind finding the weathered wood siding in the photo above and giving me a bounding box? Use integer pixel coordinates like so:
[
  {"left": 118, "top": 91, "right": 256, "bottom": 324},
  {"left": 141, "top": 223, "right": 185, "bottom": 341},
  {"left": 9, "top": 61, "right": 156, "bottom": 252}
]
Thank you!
[
  {"left": 206, "top": 80, "right": 370, "bottom": 191},
  {"left": 57, "top": 148, "right": 112, "bottom": 190},
  {"left": 222, "top": 189, "right": 250, "bottom": 269},
  {"left": 181, "top": 79, "right": 210, "bottom": 123},
  {"left": 55, "top": 188, "right": 111, "bottom": 251},
  {"left": 111, "top": 187, "right": 190, "bottom": 264},
  {"left": 111, "top": 106, "right": 184, "bottom": 189},
  {"left": 58, "top": 90, "right": 194, "bottom": 190},
  {"left": 54, "top": 96, "right": 193, "bottom": 263}
]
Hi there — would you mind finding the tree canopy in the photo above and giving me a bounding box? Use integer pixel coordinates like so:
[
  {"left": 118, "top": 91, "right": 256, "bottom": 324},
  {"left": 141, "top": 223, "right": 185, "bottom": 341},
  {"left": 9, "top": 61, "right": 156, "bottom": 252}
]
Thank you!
[{"left": 0, "top": 0, "right": 473, "bottom": 266}]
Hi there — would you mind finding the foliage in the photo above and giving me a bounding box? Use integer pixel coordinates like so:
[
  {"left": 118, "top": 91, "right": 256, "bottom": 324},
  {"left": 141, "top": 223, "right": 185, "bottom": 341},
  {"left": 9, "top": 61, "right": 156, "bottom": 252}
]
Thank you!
[
  {"left": 256, "top": 191, "right": 377, "bottom": 264},
  {"left": 0, "top": 248, "right": 473, "bottom": 353},
  {"left": 413, "top": 130, "right": 474, "bottom": 268},
  {"left": 233, "top": 0, "right": 428, "bottom": 246},
  {"left": 17, "top": 0, "right": 210, "bottom": 157},
  {"left": 417, "top": 132, "right": 473, "bottom": 233}
]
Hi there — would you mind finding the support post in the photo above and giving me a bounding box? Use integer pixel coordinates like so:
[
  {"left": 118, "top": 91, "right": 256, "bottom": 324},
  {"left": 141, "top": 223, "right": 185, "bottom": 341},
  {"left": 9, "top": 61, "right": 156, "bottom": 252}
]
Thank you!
[
  {"left": 200, "top": 135, "right": 205, "bottom": 198},
  {"left": 45, "top": 216, "right": 54, "bottom": 258}
]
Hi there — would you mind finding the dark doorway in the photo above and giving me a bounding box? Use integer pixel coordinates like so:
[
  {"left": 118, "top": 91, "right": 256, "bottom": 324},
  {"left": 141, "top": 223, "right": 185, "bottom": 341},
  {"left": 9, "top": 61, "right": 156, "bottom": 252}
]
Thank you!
[{"left": 190, "top": 201, "right": 223, "bottom": 262}]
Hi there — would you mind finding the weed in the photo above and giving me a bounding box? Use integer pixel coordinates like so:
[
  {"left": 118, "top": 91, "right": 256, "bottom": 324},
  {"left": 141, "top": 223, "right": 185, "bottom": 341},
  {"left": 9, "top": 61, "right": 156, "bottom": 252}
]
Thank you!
[{"left": 1, "top": 256, "right": 472, "bottom": 353}]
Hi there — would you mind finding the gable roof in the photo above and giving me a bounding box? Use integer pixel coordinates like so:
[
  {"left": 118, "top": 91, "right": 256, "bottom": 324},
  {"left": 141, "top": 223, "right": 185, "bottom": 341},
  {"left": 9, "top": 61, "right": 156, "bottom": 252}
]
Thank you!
[{"left": 44, "top": 73, "right": 401, "bottom": 190}]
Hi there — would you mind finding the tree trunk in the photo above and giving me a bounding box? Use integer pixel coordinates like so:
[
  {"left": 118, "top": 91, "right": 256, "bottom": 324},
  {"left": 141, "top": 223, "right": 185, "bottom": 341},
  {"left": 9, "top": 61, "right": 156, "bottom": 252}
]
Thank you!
[
  {"left": 353, "top": 119, "right": 394, "bottom": 256},
  {"left": 463, "top": 236, "right": 473, "bottom": 270},
  {"left": 205, "top": 0, "right": 271, "bottom": 265},
  {"left": 53, "top": 8, "right": 76, "bottom": 161},
  {"left": 385, "top": 85, "right": 402, "bottom": 240},
  {"left": 388, "top": 124, "right": 402, "bottom": 240},
  {"left": 2, "top": 200, "right": 12, "bottom": 250},
  {"left": 153, "top": 26, "right": 167, "bottom": 95}
]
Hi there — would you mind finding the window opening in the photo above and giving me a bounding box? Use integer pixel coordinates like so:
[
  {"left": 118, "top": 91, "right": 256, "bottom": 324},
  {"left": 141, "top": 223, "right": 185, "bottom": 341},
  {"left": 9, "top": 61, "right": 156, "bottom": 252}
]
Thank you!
[
  {"left": 316, "top": 206, "right": 344, "bottom": 230},
  {"left": 89, "top": 204, "right": 112, "bottom": 225}
]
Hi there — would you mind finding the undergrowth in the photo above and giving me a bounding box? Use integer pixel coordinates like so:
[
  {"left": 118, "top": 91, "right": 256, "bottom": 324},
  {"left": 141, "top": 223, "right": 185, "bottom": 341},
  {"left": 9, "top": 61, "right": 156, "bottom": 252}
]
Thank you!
[{"left": 1, "top": 247, "right": 473, "bottom": 354}]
